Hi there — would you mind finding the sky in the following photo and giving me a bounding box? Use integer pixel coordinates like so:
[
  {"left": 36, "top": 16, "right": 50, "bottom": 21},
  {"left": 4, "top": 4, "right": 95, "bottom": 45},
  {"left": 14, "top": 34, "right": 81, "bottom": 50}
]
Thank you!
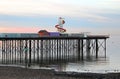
[{"left": 0, "top": 0, "right": 120, "bottom": 35}]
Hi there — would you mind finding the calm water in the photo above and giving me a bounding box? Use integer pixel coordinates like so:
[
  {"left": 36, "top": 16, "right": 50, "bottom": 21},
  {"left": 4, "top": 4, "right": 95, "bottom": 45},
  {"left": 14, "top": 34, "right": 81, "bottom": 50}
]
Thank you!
[{"left": 30, "top": 35, "right": 120, "bottom": 73}]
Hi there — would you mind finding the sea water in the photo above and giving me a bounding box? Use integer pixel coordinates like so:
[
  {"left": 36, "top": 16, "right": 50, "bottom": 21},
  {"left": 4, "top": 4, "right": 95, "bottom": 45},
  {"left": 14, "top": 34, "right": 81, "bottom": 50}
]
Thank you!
[{"left": 43, "top": 35, "right": 120, "bottom": 73}]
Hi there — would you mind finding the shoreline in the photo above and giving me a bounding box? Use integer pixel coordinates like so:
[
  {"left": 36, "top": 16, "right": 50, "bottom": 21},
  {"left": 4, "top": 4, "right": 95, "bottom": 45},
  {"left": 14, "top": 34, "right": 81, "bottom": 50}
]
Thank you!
[
  {"left": 1, "top": 64, "right": 120, "bottom": 74},
  {"left": 0, "top": 66, "right": 120, "bottom": 79}
]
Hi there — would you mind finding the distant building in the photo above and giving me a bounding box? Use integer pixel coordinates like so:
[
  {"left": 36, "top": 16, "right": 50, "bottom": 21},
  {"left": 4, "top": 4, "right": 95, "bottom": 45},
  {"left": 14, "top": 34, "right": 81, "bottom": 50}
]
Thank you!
[{"left": 38, "top": 30, "right": 49, "bottom": 36}]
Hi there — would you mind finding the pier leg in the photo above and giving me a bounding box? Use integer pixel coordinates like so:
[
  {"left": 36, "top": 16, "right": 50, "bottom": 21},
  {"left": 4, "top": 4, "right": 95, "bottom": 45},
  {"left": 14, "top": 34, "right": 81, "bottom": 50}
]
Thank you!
[
  {"left": 33, "top": 40, "right": 35, "bottom": 63},
  {"left": 37, "top": 40, "right": 39, "bottom": 64},
  {"left": 86, "top": 39, "right": 91, "bottom": 58},
  {"left": 11, "top": 40, "right": 14, "bottom": 64},
  {"left": 25, "top": 40, "right": 28, "bottom": 67},
  {"left": 40, "top": 40, "right": 43, "bottom": 65},
  {"left": 7, "top": 40, "right": 9, "bottom": 64},
  {"left": 15, "top": 40, "right": 17, "bottom": 63},
  {"left": 9, "top": 40, "right": 11, "bottom": 64},
  {"left": 105, "top": 39, "right": 107, "bottom": 58},
  {"left": 96, "top": 39, "right": 98, "bottom": 58},
  {"left": 20, "top": 40, "right": 22, "bottom": 63},
  {"left": 57, "top": 39, "right": 59, "bottom": 61},
  {"left": 78, "top": 39, "right": 80, "bottom": 60},
  {"left": 81, "top": 40, "right": 84, "bottom": 60},
  {"left": 28, "top": 40, "right": 31, "bottom": 67},
  {"left": 50, "top": 40, "right": 52, "bottom": 62},
  {"left": 64, "top": 39, "right": 67, "bottom": 61},
  {"left": 59, "top": 40, "right": 61, "bottom": 61},
  {"left": 6, "top": 40, "right": 8, "bottom": 64},
  {"left": 2, "top": 40, "right": 4, "bottom": 64}
]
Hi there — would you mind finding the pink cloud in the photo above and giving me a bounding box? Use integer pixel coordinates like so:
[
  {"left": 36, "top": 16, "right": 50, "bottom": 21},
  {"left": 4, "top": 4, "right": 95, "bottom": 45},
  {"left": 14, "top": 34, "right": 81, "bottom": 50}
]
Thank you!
[
  {"left": 0, "top": 27, "right": 41, "bottom": 33},
  {"left": 0, "top": 26, "right": 57, "bottom": 33}
]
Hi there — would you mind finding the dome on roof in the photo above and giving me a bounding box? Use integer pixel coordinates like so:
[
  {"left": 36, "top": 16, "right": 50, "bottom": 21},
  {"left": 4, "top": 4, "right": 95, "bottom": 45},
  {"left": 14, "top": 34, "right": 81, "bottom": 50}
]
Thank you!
[
  {"left": 38, "top": 30, "right": 49, "bottom": 36},
  {"left": 38, "top": 30, "right": 48, "bottom": 33}
]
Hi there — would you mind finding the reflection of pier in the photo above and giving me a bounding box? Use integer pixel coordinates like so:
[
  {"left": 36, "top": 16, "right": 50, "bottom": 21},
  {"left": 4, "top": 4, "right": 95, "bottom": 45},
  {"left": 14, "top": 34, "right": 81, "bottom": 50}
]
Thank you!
[{"left": 0, "top": 35, "right": 109, "bottom": 67}]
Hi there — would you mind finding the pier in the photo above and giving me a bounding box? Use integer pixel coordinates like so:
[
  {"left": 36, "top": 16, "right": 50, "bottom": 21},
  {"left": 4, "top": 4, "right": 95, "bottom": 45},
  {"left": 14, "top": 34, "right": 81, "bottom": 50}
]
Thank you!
[{"left": 0, "top": 35, "right": 109, "bottom": 67}]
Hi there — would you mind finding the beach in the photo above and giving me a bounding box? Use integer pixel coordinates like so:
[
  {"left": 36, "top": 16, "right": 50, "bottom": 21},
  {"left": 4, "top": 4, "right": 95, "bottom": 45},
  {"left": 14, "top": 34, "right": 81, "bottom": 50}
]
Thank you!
[
  {"left": 0, "top": 66, "right": 56, "bottom": 79},
  {"left": 0, "top": 66, "right": 120, "bottom": 79}
]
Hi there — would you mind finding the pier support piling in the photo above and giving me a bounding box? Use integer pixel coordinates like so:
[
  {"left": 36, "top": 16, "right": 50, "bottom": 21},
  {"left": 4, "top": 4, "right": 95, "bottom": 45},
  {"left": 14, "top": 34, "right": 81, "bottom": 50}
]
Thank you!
[
  {"left": 28, "top": 40, "right": 31, "bottom": 67},
  {"left": 96, "top": 39, "right": 98, "bottom": 58},
  {"left": 0, "top": 36, "right": 109, "bottom": 66}
]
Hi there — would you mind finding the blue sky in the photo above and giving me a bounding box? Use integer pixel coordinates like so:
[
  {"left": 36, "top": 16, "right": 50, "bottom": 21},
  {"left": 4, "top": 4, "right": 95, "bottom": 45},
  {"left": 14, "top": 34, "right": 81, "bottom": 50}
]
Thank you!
[{"left": 0, "top": 0, "right": 120, "bottom": 35}]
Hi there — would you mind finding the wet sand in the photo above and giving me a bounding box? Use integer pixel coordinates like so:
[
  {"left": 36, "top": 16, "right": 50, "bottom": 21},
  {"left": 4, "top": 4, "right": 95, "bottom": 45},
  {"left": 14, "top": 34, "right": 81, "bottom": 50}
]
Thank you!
[{"left": 0, "top": 66, "right": 120, "bottom": 79}]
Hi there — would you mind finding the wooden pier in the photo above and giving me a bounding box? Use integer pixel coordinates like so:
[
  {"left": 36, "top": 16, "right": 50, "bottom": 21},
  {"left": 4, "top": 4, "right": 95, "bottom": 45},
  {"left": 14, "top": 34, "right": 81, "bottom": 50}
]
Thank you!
[{"left": 0, "top": 35, "right": 109, "bottom": 67}]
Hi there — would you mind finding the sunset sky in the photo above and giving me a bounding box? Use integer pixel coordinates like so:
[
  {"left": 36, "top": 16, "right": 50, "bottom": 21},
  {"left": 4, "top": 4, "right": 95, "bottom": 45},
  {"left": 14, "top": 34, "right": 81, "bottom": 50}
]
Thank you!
[{"left": 0, "top": 0, "right": 120, "bottom": 35}]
